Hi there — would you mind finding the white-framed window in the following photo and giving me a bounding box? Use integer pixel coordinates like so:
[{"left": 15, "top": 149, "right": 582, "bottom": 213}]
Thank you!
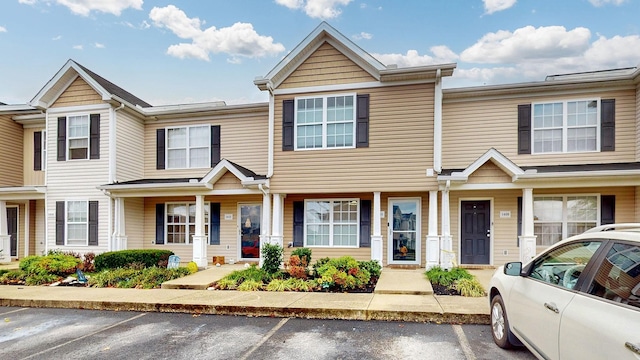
[
  {"left": 533, "top": 195, "right": 598, "bottom": 246},
  {"left": 533, "top": 99, "right": 599, "bottom": 154},
  {"left": 295, "top": 94, "right": 356, "bottom": 150},
  {"left": 42, "top": 130, "right": 47, "bottom": 170},
  {"left": 66, "top": 201, "right": 88, "bottom": 246},
  {"left": 68, "top": 115, "right": 89, "bottom": 160},
  {"left": 166, "top": 202, "right": 209, "bottom": 244},
  {"left": 166, "top": 125, "right": 210, "bottom": 169},
  {"left": 305, "top": 199, "right": 359, "bottom": 247}
]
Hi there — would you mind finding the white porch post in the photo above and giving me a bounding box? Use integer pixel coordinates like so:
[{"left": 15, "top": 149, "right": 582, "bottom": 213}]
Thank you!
[
  {"left": 112, "top": 197, "right": 127, "bottom": 251},
  {"left": 426, "top": 190, "right": 440, "bottom": 270},
  {"left": 192, "top": 195, "right": 208, "bottom": 268},
  {"left": 440, "top": 187, "right": 453, "bottom": 269},
  {"left": 259, "top": 190, "right": 271, "bottom": 267},
  {"left": 271, "top": 194, "right": 284, "bottom": 247},
  {"left": 0, "top": 201, "right": 10, "bottom": 263},
  {"left": 519, "top": 188, "right": 537, "bottom": 263},
  {"left": 371, "top": 192, "right": 383, "bottom": 264}
]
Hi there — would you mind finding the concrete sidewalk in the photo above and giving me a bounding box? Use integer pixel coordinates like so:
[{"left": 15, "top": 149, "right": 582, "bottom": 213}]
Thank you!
[{"left": 0, "top": 266, "right": 494, "bottom": 324}]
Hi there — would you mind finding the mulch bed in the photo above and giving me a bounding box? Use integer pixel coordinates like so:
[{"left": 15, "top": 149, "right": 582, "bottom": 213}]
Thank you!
[{"left": 432, "top": 284, "right": 461, "bottom": 296}]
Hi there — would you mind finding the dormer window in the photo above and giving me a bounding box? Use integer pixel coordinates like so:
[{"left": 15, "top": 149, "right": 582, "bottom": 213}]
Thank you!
[
  {"left": 68, "top": 115, "right": 89, "bottom": 159},
  {"left": 295, "top": 94, "right": 356, "bottom": 150}
]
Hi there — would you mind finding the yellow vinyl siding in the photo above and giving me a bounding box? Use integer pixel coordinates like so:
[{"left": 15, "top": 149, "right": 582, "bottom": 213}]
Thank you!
[
  {"left": 636, "top": 85, "right": 640, "bottom": 160},
  {"left": 51, "top": 77, "right": 102, "bottom": 108},
  {"left": 272, "top": 83, "right": 436, "bottom": 193},
  {"left": 0, "top": 115, "right": 24, "bottom": 186},
  {"left": 143, "top": 111, "right": 268, "bottom": 179},
  {"left": 443, "top": 89, "right": 637, "bottom": 168},
  {"left": 467, "top": 161, "right": 512, "bottom": 184},
  {"left": 143, "top": 195, "right": 262, "bottom": 263},
  {"left": 23, "top": 128, "right": 45, "bottom": 186},
  {"left": 116, "top": 110, "right": 145, "bottom": 182},
  {"left": 279, "top": 42, "right": 376, "bottom": 89}
]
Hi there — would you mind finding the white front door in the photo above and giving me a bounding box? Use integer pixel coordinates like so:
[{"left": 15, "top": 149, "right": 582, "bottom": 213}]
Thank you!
[{"left": 388, "top": 198, "right": 420, "bottom": 265}]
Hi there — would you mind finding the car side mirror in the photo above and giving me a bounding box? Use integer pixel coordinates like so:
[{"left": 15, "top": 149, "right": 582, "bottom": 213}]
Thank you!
[{"left": 504, "top": 262, "right": 523, "bottom": 276}]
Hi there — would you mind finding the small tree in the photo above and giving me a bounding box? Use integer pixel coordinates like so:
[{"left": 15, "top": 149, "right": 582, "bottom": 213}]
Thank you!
[{"left": 261, "top": 243, "right": 283, "bottom": 275}]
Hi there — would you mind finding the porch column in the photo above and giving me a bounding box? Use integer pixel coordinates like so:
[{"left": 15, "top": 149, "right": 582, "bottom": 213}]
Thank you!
[
  {"left": 440, "top": 187, "right": 453, "bottom": 269},
  {"left": 426, "top": 190, "right": 440, "bottom": 270},
  {"left": 112, "top": 197, "right": 128, "bottom": 251},
  {"left": 519, "top": 188, "right": 537, "bottom": 263},
  {"left": 259, "top": 190, "right": 271, "bottom": 267},
  {"left": 271, "top": 194, "right": 284, "bottom": 247},
  {"left": 371, "top": 192, "right": 383, "bottom": 264},
  {"left": 0, "top": 201, "right": 9, "bottom": 263},
  {"left": 192, "top": 195, "right": 208, "bottom": 268}
]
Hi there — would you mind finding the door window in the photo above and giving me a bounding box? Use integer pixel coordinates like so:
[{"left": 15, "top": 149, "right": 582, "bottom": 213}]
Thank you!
[
  {"left": 587, "top": 242, "right": 640, "bottom": 309},
  {"left": 240, "top": 205, "right": 261, "bottom": 259},
  {"left": 390, "top": 199, "right": 419, "bottom": 263},
  {"left": 529, "top": 241, "right": 602, "bottom": 289}
]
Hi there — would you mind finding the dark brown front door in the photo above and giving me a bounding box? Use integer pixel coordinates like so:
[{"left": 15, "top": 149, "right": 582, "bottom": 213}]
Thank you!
[
  {"left": 461, "top": 200, "right": 490, "bottom": 264},
  {"left": 7, "top": 207, "right": 17, "bottom": 257}
]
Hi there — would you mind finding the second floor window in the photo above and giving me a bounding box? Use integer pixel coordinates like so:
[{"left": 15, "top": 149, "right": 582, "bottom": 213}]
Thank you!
[
  {"left": 167, "top": 126, "right": 210, "bottom": 169},
  {"left": 68, "top": 115, "right": 89, "bottom": 159},
  {"left": 533, "top": 100, "right": 599, "bottom": 153},
  {"left": 296, "top": 94, "right": 355, "bottom": 150}
]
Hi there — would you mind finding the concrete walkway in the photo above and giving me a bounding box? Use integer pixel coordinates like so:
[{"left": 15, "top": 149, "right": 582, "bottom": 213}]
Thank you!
[{"left": 0, "top": 265, "right": 495, "bottom": 324}]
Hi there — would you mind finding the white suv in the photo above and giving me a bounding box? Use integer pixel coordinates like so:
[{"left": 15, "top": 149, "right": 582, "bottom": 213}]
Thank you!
[{"left": 489, "top": 224, "right": 640, "bottom": 359}]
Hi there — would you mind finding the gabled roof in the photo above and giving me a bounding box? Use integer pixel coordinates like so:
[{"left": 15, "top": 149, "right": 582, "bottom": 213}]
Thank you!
[
  {"left": 30, "top": 59, "right": 151, "bottom": 109},
  {"left": 439, "top": 148, "right": 524, "bottom": 182},
  {"left": 254, "top": 22, "right": 455, "bottom": 91},
  {"left": 201, "top": 159, "right": 267, "bottom": 186}
]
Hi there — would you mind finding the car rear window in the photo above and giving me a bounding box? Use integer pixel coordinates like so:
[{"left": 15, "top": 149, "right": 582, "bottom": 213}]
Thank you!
[{"left": 587, "top": 242, "right": 640, "bottom": 309}]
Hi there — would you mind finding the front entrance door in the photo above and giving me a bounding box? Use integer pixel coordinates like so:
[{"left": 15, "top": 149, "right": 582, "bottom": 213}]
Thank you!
[
  {"left": 460, "top": 200, "right": 491, "bottom": 264},
  {"left": 239, "top": 204, "right": 261, "bottom": 260},
  {"left": 7, "top": 207, "right": 17, "bottom": 257},
  {"left": 388, "top": 199, "right": 420, "bottom": 265}
]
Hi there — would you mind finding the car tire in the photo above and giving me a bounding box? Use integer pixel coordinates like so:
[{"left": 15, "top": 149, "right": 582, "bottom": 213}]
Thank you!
[{"left": 491, "top": 294, "right": 514, "bottom": 349}]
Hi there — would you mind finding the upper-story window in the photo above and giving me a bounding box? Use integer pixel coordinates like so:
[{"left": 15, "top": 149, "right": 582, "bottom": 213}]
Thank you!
[
  {"left": 56, "top": 113, "right": 100, "bottom": 162},
  {"left": 532, "top": 99, "right": 599, "bottom": 153},
  {"left": 41, "top": 130, "right": 47, "bottom": 170},
  {"left": 295, "top": 94, "right": 356, "bottom": 150},
  {"left": 68, "top": 115, "right": 89, "bottom": 159},
  {"left": 167, "top": 125, "right": 210, "bottom": 169}
]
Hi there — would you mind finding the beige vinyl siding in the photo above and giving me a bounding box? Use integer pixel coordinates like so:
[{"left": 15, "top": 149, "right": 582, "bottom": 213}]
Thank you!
[
  {"left": 143, "top": 195, "right": 262, "bottom": 263},
  {"left": 28, "top": 200, "right": 36, "bottom": 256},
  {"left": 467, "top": 161, "right": 512, "bottom": 184},
  {"left": 272, "top": 83, "right": 436, "bottom": 193},
  {"left": 636, "top": 85, "right": 640, "bottom": 160},
  {"left": 214, "top": 172, "right": 244, "bottom": 190},
  {"left": 448, "top": 187, "right": 637, "bottom": 265},
  {"left": 143, "top": 110, "right": 268, "bottom": 179},
  {"left": 35, "top": 199, "right": 45, "bottom": 256},
  {"left": 116, "top": 110, "right": 145, "bottom": 182},
  {"left": 23, "top": 128, "right": 45, "bottom": 186},
  {"left": 124, "top": 198, "right": 144, "bottom": 250},
  {"left": 46, "top": 108, "right": 110, "bottom": 254},
  {"left": 51, "top": 77, "right": 102, "bottom": 108},
  {"left": 279, "top": 42, "right": 376, "bottom": 89},
  {"left": 0, "top": 115, "right": 24, "bottom": 186},
  {"left": 443, "top": 89, "right": 637, "bottom": 168}
]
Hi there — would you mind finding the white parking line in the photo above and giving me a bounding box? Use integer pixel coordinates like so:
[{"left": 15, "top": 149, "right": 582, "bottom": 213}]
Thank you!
[
  {"left": 453, "top": 324, "right": 476, "bottom": 360},
  {"left": 239, "top": 317, "right": 290, "bottom": 360},
  {"left": 19, "top": 312, "right": 148, "bottom": 360},
  {"left": 0, "top": 307, "right": 28, "bottom": 316}
]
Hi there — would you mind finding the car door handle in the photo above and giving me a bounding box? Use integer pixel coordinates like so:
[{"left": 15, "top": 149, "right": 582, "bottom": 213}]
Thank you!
[
  {"left": 626, "top": 342, "right": 640, "bottom": 355},
  {"left": 544, "top": 302, "right": 559, "bottom": 313}
]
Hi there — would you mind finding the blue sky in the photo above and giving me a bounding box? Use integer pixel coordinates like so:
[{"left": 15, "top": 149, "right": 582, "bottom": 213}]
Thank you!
[{"left": 1, "top": 0, "right": 639, "bottom": 106}]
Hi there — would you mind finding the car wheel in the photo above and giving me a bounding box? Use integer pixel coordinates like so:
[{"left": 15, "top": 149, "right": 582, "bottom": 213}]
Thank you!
[{"left": 491, "top": 294, "right": 514, "bottom": 349}]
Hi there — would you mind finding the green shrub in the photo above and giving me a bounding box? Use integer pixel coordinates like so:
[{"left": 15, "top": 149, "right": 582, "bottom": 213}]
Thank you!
[
  {"left": 237, "top": 279, "right": 263, "bottom": 291},
  {"left": 0, "top": 269, "right": 26, "bottom": 284},
  {"left": 291, "top": 247, "right": 312, "bottom": 266},
  {"left": 358, "top": 260, "right": 381, "bottom": 278},
  {"left": 226, "top": 264, "right": 270, "bottom": 283},
  {"left": 312, "top": 257, "right": 330, "bottom": 276},
  {"left": 261, "top": 243, "right": 283, "bottom": 274},
  {"left": 0, "top": 269, "right": 8, "bottom": 277},
  {"left": 286, "top": 278, "right": 313, "bottom": 292},
  {"left": 216, "top": 277, "right": 238, "bottom": 290},
  {"left": 88, "top": 266, "right": 189, "bottom": 289},
  {"left": 454, "top": 278, "right": 486, "bottom": 297},
  {"left": 186, "top": 261, "right": 198, "bottom": 274},
  {"left": 265, "top": 279, "right": 290, "bottom": 292},
  {"left": 425, "top": 266, "right": 472, "bottom": 287},
  {"left": 94, "top": 249, "right": 174, "bottom": 271},
  {"left": 25, "top": 273, "right": 61, "bottom": 286},
  {"left": 20, "top": 253, "right": 80, "bottom": 277},
  {"left": 315, "top": 256, "right": 370, "bottom": 291}
]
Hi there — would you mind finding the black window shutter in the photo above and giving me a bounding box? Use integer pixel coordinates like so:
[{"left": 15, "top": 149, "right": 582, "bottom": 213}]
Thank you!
[
  {"left": 156, "top": 129, "right": 165, "bottom": 170},
  {"left": 211, "top": 125, "right": 221, "bottom": 167},
  {"left": 155, "top": 203, "right": 165, "bottom": 244},
  {"left": 293, "top": 201, "right": 304, "bottom": 247},
  {"left": 356, "top": 94, "right": 370, "bottom": 148},
  {"left": 282, "top": 99, "right": 295, "bottom": 151},
  {"left": 360, "top": 200, "right": 371, "bottom": 247},
  {"left": 88, "top": 201, "right": 99, "bottom": 246},
  {"left": 210, "top": 203, "right": 221, "bottom": 245},
  {"left": 601, "top": 99, "right": 615, "bottom": 152},
  {"left": 517, "top": 197, "right": 522, "bottom": 247},
  {"left": 89, "top": 114, "right": 100, "bottom": 159},
  {"left": 517, "top": 104, "right": 531, "bottom": 154},
  {"left": 56, "top": 201, "right": 65, "bottom": 245},
  {"left": 601, "top": 195, "right": 615, "bottom": 225},
  {"left": 57, "top": 117, "right": 66, "bottom": 161},
  {"left": 34, "top": 131, "right": 42, "bottom": 171}
]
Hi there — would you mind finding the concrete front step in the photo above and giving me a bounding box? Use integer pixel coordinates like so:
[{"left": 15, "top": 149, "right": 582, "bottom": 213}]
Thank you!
[{"left": 373, "top": 268, "right": 433, "bottom": 295}]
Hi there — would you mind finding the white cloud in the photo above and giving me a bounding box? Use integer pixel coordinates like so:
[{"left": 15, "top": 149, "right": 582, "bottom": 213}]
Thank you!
[
  {"left": 73, "top": 44, "right": 83, "bottom": 50},
  {"left": 0, "top": 26, "right": 6, "bottom": 33},
  {"left": 275, "top": 0, "right": 353, "bottom": 19},
  {"left": 352, "top": 32, "right": 372, "bottom": 40},
  {"left": 18, "top": 0, "right": 37, "bottom": 4},
  {"left": 52, "top": 35, "right": 62, "bottom": 40},
  {"left": 483, "top": 0, "right": 517, "bottom": 14},
  {"left": 150, "top": 5, "right": 285, "bottom": 62},
  {"left": 373, "top": 46, "right": 459, "bottom": 67},
  {"left": 588, "top": 0, "right": 626, "bottom": 6},
  {"left": 460, "top": 25, "right": 591, "bottom": 63},
  {"left": 94, "top": 42, "right": 105, "bottom": 48},
  {"left": 30, "top": 0, "right": 144, "bottom": 16}
]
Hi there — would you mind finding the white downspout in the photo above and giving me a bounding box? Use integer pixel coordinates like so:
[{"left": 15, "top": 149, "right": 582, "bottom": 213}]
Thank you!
[
  {"left": 109, "top": 103, "right": 125, "bottom": 252},
  {"left": 267, "top": 83, "right": 275, "bottom": 178},
  {"left": 433, "top": 68, "right": 443, "bottom": 173}
]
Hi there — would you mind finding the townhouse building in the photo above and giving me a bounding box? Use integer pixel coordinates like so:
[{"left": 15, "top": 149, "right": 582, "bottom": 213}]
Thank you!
[{"left": 1, "top": 22, "right": 639, "bottom": 269}]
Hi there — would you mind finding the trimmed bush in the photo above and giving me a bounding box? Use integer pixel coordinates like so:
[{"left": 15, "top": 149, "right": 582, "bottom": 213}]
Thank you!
[
  {"left": 261, "top": 243, "right": 283, "bottom": 274},
  {"left": 20, "top": 253, "right": 80, "bottom": 277},
  {"left": 88, "top": 266, "right": 190, "bottom": 289},
  {"left": 291, "top": 247, "right": 312, "bottom": 266},
  {"left": 358, "top": 260, "right": 381, "bottom": 279},
  {"left": 94, "top": 249, "right": 174, "bottom": 271}
]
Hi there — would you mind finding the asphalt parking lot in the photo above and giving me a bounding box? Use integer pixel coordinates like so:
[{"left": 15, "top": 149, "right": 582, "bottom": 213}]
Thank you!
[{"left": 0, "top": 307, "right": 535, "bottom": 360}]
